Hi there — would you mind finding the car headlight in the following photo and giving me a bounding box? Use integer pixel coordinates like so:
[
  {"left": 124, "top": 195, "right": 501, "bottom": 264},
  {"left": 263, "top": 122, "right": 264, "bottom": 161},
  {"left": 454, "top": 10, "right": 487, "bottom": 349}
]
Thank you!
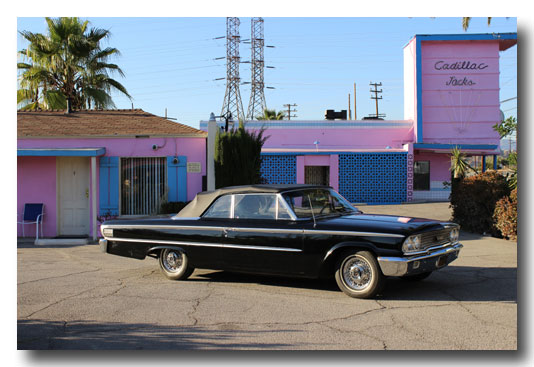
[
  {"left": 449, "top": 228, "right": 460, "bottom": 244},
  {"left": 102, "top": 227, "right": 113, "bottom": 238},
  {"left": 402, "top": 234, "right": 422, "bottom": 253}
]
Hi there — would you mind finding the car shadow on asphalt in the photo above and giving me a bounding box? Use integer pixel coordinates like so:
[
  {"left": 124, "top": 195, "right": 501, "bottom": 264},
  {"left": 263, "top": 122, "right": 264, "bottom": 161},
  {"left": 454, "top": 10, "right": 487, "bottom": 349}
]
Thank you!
[
  {"left": 190, "top": 265, "right": 516, "bottom": 303},
  {"left": 17, "top": 319, "right": 298, "bottom": 350}
]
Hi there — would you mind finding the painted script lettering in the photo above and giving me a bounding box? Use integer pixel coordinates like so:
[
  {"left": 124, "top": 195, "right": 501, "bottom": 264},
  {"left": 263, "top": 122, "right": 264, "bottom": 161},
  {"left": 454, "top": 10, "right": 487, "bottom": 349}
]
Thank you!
[
  {"left": 445, "top": 76, "right": 476, "bottom": 86},
  {"left": 434, "top": 61, "right": 489, "bottom": 71}
]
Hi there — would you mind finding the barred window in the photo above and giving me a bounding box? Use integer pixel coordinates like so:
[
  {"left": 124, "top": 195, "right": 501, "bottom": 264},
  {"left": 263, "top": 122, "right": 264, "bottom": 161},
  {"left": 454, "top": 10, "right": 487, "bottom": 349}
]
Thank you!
[{"left": 120, "top": 157, "right": 167, "bottom": 215}]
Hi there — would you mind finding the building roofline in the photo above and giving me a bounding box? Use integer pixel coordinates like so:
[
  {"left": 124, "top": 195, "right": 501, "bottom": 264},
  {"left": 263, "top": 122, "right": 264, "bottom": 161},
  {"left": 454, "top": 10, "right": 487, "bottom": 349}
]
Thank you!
[{"left": 404, "top": 32, "right": 517, "bottom": 50}]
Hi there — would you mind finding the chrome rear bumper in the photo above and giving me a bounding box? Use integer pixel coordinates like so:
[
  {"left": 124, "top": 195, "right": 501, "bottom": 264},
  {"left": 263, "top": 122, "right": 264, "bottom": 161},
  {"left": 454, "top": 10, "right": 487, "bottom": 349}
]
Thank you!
[
  {"left": 99, "top": 239, "right": 108, "bottom": 253},
  {"left": 377, "top": 243, "right": 463, "bottom": 277}
]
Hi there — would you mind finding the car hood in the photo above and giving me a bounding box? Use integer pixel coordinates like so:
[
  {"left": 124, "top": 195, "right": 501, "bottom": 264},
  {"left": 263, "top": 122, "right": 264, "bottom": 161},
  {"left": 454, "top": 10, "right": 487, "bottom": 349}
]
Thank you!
[{"left": 316, "top": 213, "right": 447, "bottom": 236}]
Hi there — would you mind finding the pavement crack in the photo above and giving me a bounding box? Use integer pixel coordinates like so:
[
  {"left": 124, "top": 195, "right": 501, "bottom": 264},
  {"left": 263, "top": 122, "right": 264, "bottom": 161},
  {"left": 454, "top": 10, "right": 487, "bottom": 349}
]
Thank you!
[
  {"left": 17, "top": 269, "right": 101, "bottom": 285},
  {"left": 20, "top": 285, "right": 102, "bottom": 319},
  {"left": 188, "top": 283, "right": 214, "bottom": 326}
]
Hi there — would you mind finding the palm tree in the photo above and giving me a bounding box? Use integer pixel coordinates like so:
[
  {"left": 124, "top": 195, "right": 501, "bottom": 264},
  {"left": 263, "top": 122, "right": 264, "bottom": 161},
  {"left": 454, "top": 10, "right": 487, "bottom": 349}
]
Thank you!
[
  {"left": 17, "top": 17, "right": 130, "bottom": 110},
  {"left": 450, "top": 146, "right": 477, "bottom": 179},
  {"left": 462, "top": 17, "right": 492, "bottom": 31},
  {"left": 257, "top": 108, "right": 285, "bottom": 120}
]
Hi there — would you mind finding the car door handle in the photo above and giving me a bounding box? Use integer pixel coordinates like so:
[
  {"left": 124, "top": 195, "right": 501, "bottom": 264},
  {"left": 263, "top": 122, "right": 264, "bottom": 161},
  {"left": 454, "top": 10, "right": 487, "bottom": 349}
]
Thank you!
[{"left": 223, "top": 228, "right": 229, "bottom": 237}]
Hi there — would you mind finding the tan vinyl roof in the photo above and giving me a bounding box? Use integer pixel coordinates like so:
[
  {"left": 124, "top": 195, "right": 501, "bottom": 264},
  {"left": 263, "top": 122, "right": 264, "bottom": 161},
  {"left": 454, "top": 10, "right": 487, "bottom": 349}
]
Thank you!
[{"left": 17, "top": 109, "right": 206, "bottom": 138}]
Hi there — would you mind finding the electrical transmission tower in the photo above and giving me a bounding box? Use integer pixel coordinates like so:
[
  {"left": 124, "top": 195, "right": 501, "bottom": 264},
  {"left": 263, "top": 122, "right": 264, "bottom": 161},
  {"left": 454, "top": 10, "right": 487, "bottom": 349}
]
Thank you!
[
  {"left": 246, "top": 17, "right": 267, "bottom": 120},
  {"left": 220, "top": 17, "right": 245, "bottom": 122}
]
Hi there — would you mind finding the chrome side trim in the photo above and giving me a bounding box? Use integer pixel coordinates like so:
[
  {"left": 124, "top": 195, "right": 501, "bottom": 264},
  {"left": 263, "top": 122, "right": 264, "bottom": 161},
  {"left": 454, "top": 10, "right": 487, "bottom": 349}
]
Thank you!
[
  {"left": 303, "top": 229, "right": 405, "bottom": 238},
  {"left": 101, "top": 224, "right": 224, "bottom": 232},
  {"left": 228, "top": 227, "right": 303, "bottom": 235},
  {"left": 105, "top": 236, "right": 302, "bottom": 252},
  {"left": 102, "top": 224, "right": 404, "bottom": 239}
]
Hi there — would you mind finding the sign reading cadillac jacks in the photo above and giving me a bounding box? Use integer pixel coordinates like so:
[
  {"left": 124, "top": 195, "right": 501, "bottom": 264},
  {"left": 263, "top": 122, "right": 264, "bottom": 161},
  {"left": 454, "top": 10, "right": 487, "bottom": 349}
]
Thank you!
[{"left": 434, "top": 60, "right": 490, "bottom": 87}]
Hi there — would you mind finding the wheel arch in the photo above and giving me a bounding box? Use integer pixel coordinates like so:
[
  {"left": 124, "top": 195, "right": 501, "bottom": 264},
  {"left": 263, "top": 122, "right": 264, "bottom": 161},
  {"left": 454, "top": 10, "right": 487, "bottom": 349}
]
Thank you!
[
  {"left": 319, "top": 241, "right": 379, "bottom": 278},
  {"left": 147, "top": 245, "right": 187, "bottom": 258}
]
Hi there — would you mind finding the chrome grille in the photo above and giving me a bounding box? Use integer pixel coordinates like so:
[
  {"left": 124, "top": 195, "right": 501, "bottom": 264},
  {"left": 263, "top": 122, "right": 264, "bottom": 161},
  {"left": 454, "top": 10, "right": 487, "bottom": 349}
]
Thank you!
[{"left": 420, "top": 228, "right": 451, "bottom": 250}]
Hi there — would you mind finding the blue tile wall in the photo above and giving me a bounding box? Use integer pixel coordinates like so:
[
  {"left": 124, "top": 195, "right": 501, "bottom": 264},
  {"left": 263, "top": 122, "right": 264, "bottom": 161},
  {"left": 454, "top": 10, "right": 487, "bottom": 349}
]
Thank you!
[
  {"left": 261, "top": 155, "right": 297, "bottom": 184},
  {"left": 339, "top": 153, "right": 407, "bottom": 203}
]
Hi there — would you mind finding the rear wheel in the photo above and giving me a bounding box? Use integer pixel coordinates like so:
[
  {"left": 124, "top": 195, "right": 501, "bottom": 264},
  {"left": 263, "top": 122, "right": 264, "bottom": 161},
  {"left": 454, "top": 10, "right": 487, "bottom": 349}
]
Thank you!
[
  {"left": 334, "top": 250, "right": 384, "bottom": 299},
  {"left": 158, "top": 248, "right": 194, "bottom": 280}
]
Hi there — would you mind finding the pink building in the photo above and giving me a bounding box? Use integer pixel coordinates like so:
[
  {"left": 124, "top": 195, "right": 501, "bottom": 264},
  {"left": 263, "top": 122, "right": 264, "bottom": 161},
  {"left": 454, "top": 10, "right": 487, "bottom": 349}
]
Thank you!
[
  {"left": 17, "top": 109, "right": 206, "bottom": 241},
  {"left": 202, "top": 32, "right": 517, "bottom": 204}
]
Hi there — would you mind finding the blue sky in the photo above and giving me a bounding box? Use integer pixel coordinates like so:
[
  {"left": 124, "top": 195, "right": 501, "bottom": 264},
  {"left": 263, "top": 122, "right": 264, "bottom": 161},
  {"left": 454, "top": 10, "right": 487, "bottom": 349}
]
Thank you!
[{"left": 17, "top": 17, "right": 517, "bottom": 130}]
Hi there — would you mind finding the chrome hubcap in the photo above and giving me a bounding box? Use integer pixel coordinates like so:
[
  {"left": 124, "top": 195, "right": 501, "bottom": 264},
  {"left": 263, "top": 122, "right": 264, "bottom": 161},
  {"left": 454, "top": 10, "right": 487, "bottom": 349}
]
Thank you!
[
  {"left": 342, "top": 256, "right": 372, "bottom": 290},
  {"left": 163, "top": 250, "right": 183, "bottom": 272}
]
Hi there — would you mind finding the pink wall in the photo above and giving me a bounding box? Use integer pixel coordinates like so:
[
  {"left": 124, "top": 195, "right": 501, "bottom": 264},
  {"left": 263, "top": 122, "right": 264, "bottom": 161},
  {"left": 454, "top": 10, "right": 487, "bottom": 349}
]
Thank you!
[
  {"left": 420, "top": 41, "right": 501, "bottom": 146},
  {"left": 252, "top": 123, "right": 414, "bottom": 150},
  {"left": 414, "top": 151, "right": 451, "bottom": 182},
  {"left": 18, "top": 137, "right": 206, "bottom": 237},
  {"left": 17, "top": 156, "right": 57, "bottom": 238}
]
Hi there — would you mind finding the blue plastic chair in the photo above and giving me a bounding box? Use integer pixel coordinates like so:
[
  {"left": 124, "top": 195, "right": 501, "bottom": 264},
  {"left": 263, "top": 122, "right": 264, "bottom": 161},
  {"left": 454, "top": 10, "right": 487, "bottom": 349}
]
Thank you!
[{"left": 17, "top": 203, "right": 45, "bottom": 240}]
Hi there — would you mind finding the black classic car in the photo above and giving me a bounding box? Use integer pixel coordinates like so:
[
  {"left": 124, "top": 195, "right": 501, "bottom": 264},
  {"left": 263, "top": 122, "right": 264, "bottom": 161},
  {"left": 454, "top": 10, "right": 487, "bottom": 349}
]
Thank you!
[{"left": 100, "top": 185, "right": 462, "bottom": 298}]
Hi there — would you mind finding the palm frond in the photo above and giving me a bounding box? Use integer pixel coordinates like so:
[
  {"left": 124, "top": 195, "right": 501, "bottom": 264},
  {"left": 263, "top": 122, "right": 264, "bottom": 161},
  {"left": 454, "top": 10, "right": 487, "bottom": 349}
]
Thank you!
[{"left": 462, "top": 17, "right": 471, "bottom": 31}]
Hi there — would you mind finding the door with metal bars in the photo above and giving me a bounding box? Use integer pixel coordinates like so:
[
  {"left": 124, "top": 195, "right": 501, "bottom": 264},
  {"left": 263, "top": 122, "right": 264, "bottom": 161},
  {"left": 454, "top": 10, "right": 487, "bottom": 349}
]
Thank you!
[
  {"left": 120, "top": 157, "right": 167, "bottom": 215},
  {"left": 304, "top": 165, "right": 330, "bottom": 186}
]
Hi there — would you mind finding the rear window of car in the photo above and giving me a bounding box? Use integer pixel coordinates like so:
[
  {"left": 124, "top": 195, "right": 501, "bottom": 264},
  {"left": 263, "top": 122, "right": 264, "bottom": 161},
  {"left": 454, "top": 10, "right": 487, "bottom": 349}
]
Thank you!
[{"left": 202, "top": 195, "right": 232, "bottom": 218}]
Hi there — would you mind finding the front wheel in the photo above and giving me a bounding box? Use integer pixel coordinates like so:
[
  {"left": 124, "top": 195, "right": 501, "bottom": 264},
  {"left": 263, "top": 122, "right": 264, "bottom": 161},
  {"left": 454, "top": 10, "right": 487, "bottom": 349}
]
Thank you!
[
  {"left": 334, "top": 250, "right": 385, "bottom": 299},
  {"left": 158, "top": 248, "right": 195, "bottom": 280}
]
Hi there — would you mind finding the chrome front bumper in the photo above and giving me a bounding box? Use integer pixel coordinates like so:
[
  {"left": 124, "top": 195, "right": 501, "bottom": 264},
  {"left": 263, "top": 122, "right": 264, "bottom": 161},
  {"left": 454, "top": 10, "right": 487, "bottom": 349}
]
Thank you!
[
  {"left": 377, "top": 243, "right": 463, "bottom": 277},
  {"left": 99, "top": 239, "right": 108, "bottom": 253}
]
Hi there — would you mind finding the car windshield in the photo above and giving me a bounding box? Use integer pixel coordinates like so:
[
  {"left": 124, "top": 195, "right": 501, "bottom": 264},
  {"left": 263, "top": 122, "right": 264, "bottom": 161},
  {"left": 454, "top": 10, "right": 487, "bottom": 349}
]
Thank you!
[{"left": 282, "top": 189, "right": 358, "bottom": 219}]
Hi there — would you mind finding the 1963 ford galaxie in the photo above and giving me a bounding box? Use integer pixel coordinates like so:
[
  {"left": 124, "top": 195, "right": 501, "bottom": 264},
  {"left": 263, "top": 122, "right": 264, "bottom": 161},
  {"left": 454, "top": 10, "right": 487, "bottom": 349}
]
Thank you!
[{"left": 100, "top": 185, "right": 462, "bottom": 298}]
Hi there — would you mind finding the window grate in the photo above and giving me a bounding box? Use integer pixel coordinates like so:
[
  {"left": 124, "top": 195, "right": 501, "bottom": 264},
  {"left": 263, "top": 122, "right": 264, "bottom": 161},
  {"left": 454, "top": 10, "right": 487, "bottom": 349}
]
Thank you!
[{"left": 120, "top": 157, "right": 167, "bottom": 215}]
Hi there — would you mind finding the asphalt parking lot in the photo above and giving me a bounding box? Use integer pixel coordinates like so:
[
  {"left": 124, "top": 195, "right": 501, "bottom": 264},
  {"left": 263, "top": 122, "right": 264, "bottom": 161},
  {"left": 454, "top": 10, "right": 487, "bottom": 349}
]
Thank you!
[{"left": 17, "top": 203, "right": 517, "bottom": 350}]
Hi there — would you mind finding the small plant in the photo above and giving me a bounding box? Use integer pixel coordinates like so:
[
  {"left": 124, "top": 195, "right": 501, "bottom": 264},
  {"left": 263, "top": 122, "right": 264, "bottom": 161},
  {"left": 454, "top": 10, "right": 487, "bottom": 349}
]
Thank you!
[
  {"left": 97, "top": 211, "right": 117, "bottom": 224},
  {"left": 493, "top": 188, "right": 517, "bottom": 241}
]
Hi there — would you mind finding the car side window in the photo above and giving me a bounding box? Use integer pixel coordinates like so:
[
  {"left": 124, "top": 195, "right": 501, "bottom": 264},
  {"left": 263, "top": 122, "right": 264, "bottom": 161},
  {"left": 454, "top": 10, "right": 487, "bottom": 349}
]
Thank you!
[
  {"left": 234, "top": 194, "right": 275, "bottom": 219},
  {"left": 203, "top": 195, "right": 232, "bottom": 218},
  {"left": 233, "top": 194, "right": 292, "bottom": 220}
]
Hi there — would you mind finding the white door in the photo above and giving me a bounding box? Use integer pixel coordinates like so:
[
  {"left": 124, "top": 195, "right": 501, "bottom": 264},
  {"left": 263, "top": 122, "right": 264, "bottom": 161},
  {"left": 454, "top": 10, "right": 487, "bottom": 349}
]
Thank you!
[{"left": 58, "top": 157, "right": 90, "bottom": 236}]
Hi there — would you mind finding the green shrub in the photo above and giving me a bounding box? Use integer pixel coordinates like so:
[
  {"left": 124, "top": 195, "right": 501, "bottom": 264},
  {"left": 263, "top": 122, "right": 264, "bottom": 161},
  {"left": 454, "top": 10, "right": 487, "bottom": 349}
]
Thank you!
[
  {"left": 450, "top": 171, "right": 510, "bottom": 236},
  {"left": 215, "top": 121, "right": 267, "bottom": 188},
  {"left": 493, "top": 188, "right": 517, "bottom": 240},
  {"left": 159, "top": 201, "right": 189, "bottom": 215}
]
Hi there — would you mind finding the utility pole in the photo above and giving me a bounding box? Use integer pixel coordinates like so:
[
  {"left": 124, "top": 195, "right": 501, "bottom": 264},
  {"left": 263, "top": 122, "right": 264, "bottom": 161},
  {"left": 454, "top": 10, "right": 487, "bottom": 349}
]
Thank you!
[
  {"left": 367, "top": 82, "right": 385, "bottom": 119},
  {"left": 354, "top": 83, "right": 357, "bottom": 120},
  {"left": 348, "top": 93, "right": 352, "bottom": 120},
  {"left": 283, "top": 103, "right": 297, "bottom": 120}
]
